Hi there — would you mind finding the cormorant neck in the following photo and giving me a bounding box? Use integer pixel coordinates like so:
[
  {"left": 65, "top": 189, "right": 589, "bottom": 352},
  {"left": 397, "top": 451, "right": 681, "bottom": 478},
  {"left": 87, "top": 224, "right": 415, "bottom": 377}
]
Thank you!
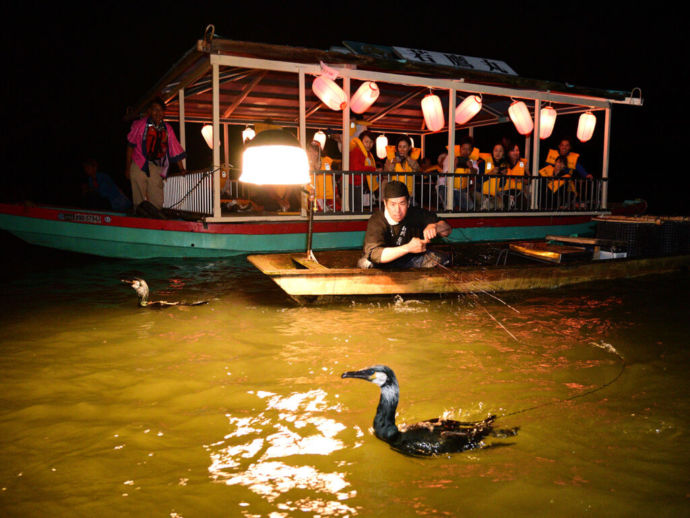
[{"left": 373, "top": 381, "right": 399, "bottom": 441}]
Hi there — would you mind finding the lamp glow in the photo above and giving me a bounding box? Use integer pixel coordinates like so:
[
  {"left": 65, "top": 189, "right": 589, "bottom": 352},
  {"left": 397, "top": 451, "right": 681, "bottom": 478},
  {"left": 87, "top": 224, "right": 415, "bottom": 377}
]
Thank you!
[
  {"left": 242, "top": 126, "right": 256, "bottom": 143},
  {"left": 376, "top": 134, "right": 388, "bottom": 159},
  {"left": 421, "top": 93, "right": 444, "bottom": 132},
  {"left": 508, "top": 101, "right": 533, "bottom": 135},
  {"left": 240, "top": 130, "right": 310, "bottom": 185},
  {"left": 201, "top": 124, "right": 214, "bottom": 148},
  {"left": 455, "top": 95, "right": 482, "bottom": 125},
  {"left": 350, "top": 81, "right": 380, "bottom": 114},
  {"left": 312, "top": 75, "right": 347, "bottom": 111},
  {"left": 313, "top": 130, "right": 327, "bottom": 150},
  {"left": 577, "top": 111, "right": 597, "bottom": 142},
  {"left": 539, "top": 106, "right": 557, "bottom": 139}
]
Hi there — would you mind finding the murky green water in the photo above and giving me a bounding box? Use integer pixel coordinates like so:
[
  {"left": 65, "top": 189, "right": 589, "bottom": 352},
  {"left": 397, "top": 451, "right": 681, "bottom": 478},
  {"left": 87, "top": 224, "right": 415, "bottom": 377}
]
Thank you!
[{"left": 0, "top": 240, "right": 688, "bottom": 517}]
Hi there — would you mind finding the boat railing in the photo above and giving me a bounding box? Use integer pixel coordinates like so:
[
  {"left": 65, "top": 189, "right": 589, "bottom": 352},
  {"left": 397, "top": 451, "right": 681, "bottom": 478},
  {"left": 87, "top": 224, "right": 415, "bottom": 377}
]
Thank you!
[
  {"left": 201, "top": 169, "right": 606, "bottom": 218},
  {"left": 305, "top": 170, "right": 606, "bottom": 214},
  {"left": 164, "top": 168, "right": 215, "bottom": 216}
]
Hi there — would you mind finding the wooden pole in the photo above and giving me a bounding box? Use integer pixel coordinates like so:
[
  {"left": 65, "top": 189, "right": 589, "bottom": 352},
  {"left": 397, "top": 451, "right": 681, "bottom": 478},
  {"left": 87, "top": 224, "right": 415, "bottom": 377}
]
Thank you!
[{"left": 446, "top": 89, "right": 456, "bottom": 210}]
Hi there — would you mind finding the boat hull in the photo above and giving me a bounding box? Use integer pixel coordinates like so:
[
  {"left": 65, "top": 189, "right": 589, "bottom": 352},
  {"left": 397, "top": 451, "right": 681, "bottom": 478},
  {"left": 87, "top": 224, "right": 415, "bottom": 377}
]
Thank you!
[
  {"left": 0, "top": 203, "right": 595, "bottom": 259},
  {"left": 247, "top": 249, "right": 690, "bottom": 300}
]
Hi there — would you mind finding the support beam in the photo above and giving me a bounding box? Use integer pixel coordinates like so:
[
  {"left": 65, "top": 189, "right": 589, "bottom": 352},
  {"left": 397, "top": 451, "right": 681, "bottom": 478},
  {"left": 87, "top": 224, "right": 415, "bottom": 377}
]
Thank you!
[
  {"left": 366, "top": 88, "right": 426, "bottom": 124},
  {"left": 341, "top": 76, "right": 351, "bottom": 211},
  {"left": 222, "top": 71, "right": 266, "bottom": 118},
  {"left": 212, "top": 63, "right": 221, "bottom": 218},
  {"left": 298, "top": 69, "right": 306, "bottom": 146},
  {"left": 446, "top": 89, "right": 456, "bottom": 210},
  {"left": 530, "top": 99, "right": 541, "bottom": 210},
  {"left": 178, "top": 88, "right": 186, "bottom": 169},
  {"left": 602, "top": 106, "right": 611, "bottom": 210}
]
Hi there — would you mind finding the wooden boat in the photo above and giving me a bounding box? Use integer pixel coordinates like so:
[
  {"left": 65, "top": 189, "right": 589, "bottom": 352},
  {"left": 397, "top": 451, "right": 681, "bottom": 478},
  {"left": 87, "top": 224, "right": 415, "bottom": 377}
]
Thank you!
[
  {"left": 0, "top": 28, "right": 642, "bottom": 259},
  {"left": 248, "top": 238, "right": 690, "bottom": 304}
]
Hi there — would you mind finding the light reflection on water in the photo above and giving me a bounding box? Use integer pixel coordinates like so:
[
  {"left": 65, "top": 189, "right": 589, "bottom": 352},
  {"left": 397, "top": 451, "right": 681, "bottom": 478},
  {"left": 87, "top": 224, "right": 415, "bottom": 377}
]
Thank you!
[
  {"left": 0, "top": 245, "right": 689, "bottom": 517},
  {"left": 206, "top": 389, "right": 357, "bottom": 516}
]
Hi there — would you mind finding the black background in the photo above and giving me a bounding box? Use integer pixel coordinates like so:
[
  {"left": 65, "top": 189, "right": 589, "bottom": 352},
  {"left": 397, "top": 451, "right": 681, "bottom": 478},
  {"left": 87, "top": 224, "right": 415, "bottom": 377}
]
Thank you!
[{"left": 2, "top": 3, "right": 687, "bottom": 214}]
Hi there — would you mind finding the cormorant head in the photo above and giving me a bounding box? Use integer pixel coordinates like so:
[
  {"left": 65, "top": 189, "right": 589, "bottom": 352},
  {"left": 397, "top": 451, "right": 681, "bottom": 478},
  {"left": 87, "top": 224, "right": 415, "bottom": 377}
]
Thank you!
[
  {"left": 121, "top": 278, "right": 149, "bottom": 303},
  {"left": 341, "top": 365, "right": 398, "bottom": 388}
]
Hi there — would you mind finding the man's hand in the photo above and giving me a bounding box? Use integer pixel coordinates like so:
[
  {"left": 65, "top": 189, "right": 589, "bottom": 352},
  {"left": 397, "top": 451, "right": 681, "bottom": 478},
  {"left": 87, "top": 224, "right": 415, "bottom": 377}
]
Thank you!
[
  {"left": 423, "top": 223, "right": 438, "bottom": 241},
  {"left": 405, "top": 237, "right": 428, "bottom": 254}
]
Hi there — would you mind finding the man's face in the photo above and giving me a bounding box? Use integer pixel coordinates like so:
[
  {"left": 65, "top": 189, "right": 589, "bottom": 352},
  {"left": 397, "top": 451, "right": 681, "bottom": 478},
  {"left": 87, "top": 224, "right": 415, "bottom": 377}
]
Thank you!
[
  {"left": 460, "top": 143, "right": 472, "bottom": 158},
  {"left": 384, "top": 195, "right": 409, "bottom": 223},
  {"left": 558, "top": 140, "right": 571, "bottom": 156},
  {"left": 149, "top": 103, "right": 165, "bottom": 125}
]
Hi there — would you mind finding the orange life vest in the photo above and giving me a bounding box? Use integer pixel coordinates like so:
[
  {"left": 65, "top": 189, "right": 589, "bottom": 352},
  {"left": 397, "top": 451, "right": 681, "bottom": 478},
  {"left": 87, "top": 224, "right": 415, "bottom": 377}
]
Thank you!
[
  {"left": 539, "top": 164, "right": 572, "bottom": 193},
  {"left": 479, "top": 152, "right": 502, "bottom": 196},
  {"left": 503, "top": 159, "right": 526, "bottom": 192},
  {"left": 546, "top": 149, "right": 579, "bottom": 170},
  {"left": 312, "top": 156, "right": 336, "bottom": 199}
]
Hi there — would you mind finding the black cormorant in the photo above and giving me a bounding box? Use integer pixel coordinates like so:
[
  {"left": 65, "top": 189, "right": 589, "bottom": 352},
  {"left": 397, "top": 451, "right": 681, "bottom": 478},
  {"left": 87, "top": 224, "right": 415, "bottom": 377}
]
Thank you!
[
  {"left": 341, "top": 365, "right": 517, "bottom": 456},
  {"left": 122, "top": 278, "right": 209, "bottom": 308}
]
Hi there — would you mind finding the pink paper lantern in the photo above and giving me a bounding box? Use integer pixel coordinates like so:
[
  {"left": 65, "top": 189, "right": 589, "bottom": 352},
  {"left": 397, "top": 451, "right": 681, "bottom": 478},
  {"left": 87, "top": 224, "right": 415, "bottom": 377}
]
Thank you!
[
  {"left": 350, "top": 81, "right": 380, "bottom": 114},
  {"left": 312, "top": 75, "right": 347, "bottom": 111},
  {"left": 508, "top": 101, "right": 534, "bottom": 135},
  {"left": 539, "top": 106, "right": 557, "bottom": 140},
  {"left": 421, "top": 93, "right": 444, "bottom": 132},
  {"left": 577, "top": 112, "right": 597, "bottom": 142},
  {"left": 455, "top": 95, "right": 482, "bottom": 125}
]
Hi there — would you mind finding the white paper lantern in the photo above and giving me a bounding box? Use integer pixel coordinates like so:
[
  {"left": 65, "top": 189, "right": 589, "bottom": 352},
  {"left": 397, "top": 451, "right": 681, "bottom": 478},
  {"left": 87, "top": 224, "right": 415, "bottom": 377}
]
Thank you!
[
  {"left": 350, "top": 81, "right": 380, "bottom": 114},
  {"left": 312, "top": 75, "right": 347, "bottom": 111},
  {"left": 577, "top": 112, "right": 597, "bottom": 142},
  {"left": 421, "top": 94, "right": 445, "bottom": 132},
  {"left": 240, "top": 130, "right": 310, "bottom": 185},
  {"left": 313, "top": 130, "right": 327, "bottom": 150},
  {"left": 508, "top": 101, "right": 533, "bottom": 135},
  {"left": 539, "top": 106, "right": 557, "bottom": 139},
  {"left": 242, "top": 126, "right": 256, "bottom": 143},
  {"left": 201, "top": 124, "right": 214, "bottom": 148},
  {"left": 455, "top": 95, "right": 482, "bottom": 125},
  {"left": 376, "top": 134, "right": 388, "bottom": 160}
]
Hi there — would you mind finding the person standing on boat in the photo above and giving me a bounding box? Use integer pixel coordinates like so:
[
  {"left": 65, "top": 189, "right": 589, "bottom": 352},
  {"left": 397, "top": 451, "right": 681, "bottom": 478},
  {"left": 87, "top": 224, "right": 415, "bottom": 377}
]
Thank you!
[
  {"left": 125, "top": 98, "right": 186, "bottom": 210},
  {"left": 348, "top": 130, "right": 377, "bottom": 211},
  {"left": 359, "top": 180, "right": 451, "bottom": 269}
]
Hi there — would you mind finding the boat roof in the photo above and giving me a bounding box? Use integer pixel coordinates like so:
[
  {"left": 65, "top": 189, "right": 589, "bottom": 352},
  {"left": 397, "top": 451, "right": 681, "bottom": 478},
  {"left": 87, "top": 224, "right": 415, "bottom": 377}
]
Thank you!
[{"left": 129, "top": 28, "right": 642, "bottom": 135}]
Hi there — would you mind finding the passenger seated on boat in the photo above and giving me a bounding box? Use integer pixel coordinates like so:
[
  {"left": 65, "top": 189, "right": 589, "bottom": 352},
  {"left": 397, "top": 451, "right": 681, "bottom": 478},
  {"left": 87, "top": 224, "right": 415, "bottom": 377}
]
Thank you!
[
  {"left": 349, "top": 130, "right": 378, "bottom": 211},
  {"left": 308, "top": 141, "right": 340, "bottom": 212},
  {"left": 359, "top": 180, "right": 451, "bottom": 269},
  {"left": 81, "top": 159, "right": 132, "bottom": 212},
  {"left": 383, "top": 135, "right": 421, "bottom": 203},
  {"left": 539, "top": 155, "right": 575, "bottom": 209},
  {"left": 438, "top": 136, "right": 484, "bottom": 211},
  {"left": 501, "top": 141, "right": 531, "bottom": 210},
  {"left": 479, "top": 143, "right": 508, "bottom": 210},
  {"left": 546, "top": 137, "right": 593, "bottom": 180},
  {"left": 125, "top": 98, "right": 186, "bottom": 210}
]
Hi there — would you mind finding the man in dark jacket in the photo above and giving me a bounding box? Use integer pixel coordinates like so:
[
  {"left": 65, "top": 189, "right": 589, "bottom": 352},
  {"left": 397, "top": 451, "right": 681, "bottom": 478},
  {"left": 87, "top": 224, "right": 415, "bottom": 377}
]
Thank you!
[{"left": 360, "top": 181, "right": 451, "bottom": 268}]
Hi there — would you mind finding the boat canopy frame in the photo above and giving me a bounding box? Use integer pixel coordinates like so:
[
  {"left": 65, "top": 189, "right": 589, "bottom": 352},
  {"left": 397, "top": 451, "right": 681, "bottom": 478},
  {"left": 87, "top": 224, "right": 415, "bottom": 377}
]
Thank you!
[{"left": 129, "top": 30, "right": 643, "bottom": 220}]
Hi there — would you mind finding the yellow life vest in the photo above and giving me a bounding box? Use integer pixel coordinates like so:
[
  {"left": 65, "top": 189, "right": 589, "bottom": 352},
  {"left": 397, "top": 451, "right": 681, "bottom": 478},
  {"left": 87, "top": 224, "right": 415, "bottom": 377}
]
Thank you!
[
  {"left": 539, "top": 164, "right": 571, "bottom": 193},
  {"left": 350, "top": 137, "right": 376, "bottom": 169},
  {"left": 385, "top": 145, "right": 419, "bottom": 193},
  {"left": 445, "top": 147, "right": 480, "bottom": 190},
  {"left": 546, "top": 149, "right": 579, "bottom": 170},
  {"left": 312, "top": 156, "right": 336, "bottom": 199},
  {"left": 479, "top": 152, "right": 502, "bottom": 196},
  {"left": 503, "top": 159, "right": 526, "bottom": 192}
]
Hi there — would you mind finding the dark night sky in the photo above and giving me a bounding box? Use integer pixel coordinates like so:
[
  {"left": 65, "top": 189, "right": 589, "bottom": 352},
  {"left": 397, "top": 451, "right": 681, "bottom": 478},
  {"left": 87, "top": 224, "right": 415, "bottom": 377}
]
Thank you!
[{"left": 2, "top": 3, "right": 687, "bottom": 213}]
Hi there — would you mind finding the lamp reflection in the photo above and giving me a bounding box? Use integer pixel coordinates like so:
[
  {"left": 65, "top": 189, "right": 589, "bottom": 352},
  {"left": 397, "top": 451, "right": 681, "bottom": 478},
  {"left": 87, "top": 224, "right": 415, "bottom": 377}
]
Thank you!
[{"left": 206, "top": 389, "right": 359, "bottom": 516}]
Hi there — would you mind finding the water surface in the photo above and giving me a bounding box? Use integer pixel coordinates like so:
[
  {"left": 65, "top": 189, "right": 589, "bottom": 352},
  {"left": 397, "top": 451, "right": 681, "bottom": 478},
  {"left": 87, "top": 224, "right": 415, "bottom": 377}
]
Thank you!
[{"left": 0, "top": 239, "right": 688, "bottom": 516}]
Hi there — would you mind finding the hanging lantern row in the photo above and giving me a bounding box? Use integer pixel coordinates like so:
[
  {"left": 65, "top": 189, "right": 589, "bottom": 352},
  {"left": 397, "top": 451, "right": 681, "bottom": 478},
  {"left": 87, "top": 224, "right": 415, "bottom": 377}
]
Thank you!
[
  {"left": 312, "top": 130, "right": 327, "bottom": 150},
  {"left": 242, "top": 126, "right": 256, "bottom": 143},
  {"left": 421, "top": 93, "right": 445, "bottom": 132},
  {"left": 376, "top": 134, "right": 388, "bottom": 159},
  {"left": 201, "top": 124, "right": 214, "bottom": 149},
  {"left": 577, "top": 111, "right": 597, "bottom": 142}
]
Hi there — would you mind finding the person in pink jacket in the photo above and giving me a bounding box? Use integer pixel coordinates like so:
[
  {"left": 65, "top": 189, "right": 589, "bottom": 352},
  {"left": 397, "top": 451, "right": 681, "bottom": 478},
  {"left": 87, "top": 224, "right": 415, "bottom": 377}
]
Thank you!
[{"left": 125, "top": 98, "right": 186, "bottom": 209}]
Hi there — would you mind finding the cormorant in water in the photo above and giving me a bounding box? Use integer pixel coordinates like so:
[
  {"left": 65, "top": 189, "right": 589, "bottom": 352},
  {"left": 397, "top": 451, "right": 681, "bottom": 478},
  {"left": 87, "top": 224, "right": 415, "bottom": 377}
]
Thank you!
[
  {"left": 121, "top": 278, "right": 209, "bottom": 308},
  {"left": 341, "top": 365, "right": 517, "bottom": 456}
]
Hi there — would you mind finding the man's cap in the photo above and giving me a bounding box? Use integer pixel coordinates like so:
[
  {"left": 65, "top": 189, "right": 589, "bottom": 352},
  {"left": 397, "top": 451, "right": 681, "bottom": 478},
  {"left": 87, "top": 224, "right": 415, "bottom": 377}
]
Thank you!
[{"left": 384, "top": 180, "right": 409, "bottom": 200}]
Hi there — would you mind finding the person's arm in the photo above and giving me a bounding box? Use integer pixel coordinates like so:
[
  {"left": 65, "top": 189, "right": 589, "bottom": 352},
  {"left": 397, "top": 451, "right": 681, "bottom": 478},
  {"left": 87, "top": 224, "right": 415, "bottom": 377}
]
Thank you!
[
  {"left": 423, "top": 220, "right": 451, "bottom": 241},
  {"left": 575, "top": 161, "right": 592, "bottom": 179},
  {"left": 379, "top": 237, "right": 428, "bottom": 263}
]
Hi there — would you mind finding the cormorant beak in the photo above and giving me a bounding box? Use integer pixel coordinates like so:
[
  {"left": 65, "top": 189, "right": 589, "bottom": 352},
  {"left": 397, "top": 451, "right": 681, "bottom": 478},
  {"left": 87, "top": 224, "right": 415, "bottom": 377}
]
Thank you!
[
  {"left": 341, "top": 369, "right": 375, "bottom": 381},
  {"left": 121, "top": 279, "right": 134, "bottom": 286}
]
